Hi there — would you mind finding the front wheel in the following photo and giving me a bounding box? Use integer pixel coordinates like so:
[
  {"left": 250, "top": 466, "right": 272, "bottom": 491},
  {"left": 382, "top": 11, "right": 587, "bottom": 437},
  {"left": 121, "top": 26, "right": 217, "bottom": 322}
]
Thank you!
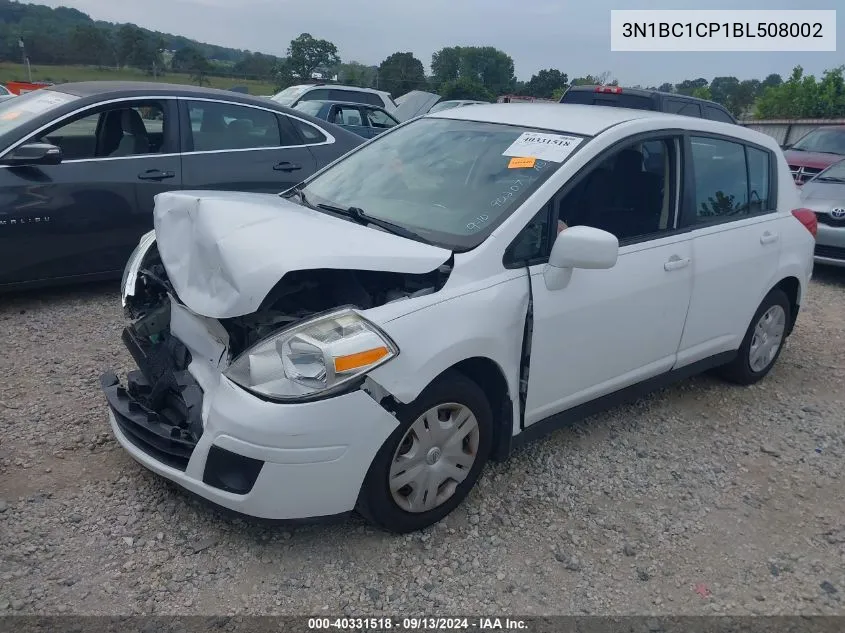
[
  {"left": 356, "top": 371, "right": 492, "bottom": 533},
  {"left": 717, "top": 288, "right": 790, "bottom": 385}
]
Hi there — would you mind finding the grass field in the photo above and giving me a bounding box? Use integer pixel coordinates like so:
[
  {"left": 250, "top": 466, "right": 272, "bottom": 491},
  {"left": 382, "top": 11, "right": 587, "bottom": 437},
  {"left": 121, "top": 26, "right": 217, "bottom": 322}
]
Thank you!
[{"left": 0, "top": 62, "right": 277, "bottom": 96}]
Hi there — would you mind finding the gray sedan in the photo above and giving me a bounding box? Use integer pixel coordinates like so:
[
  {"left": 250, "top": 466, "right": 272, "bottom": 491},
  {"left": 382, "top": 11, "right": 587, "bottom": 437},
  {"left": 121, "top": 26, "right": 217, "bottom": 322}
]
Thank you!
[
  {"left": 0, "top": 81, "right": 363, "bottom": 290},
  {"left": 800, "top": 158, "right": 845, "bottom": 267}
]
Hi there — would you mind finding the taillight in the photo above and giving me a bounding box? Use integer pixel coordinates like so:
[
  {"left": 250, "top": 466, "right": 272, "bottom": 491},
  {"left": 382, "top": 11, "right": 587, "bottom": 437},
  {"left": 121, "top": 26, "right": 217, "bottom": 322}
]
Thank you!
[
  {"left": 595, "top": 86, "right": 622, "bottom": 94},
  {"left": 792, "top": 208, "right": 818, "bottom": 238}
]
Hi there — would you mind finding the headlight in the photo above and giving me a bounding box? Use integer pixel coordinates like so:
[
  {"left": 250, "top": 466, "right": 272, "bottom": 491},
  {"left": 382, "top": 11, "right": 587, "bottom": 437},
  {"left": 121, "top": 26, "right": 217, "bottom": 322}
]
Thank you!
[
  {"left": 224, "top": 308, "right": 398, "bottom": 400},
  {"left": 121, "top": 230, "right": 157, "bottom": 306}
]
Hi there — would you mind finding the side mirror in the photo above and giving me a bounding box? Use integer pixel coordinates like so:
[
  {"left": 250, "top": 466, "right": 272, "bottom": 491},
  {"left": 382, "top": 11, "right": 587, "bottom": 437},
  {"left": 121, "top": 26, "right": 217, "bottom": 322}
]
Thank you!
[
  {"left": 2, "top": 142, "right": 63, "bottom": 167},
  {"left": 544, "top": 225, "right": 619, "bottom": 291}
]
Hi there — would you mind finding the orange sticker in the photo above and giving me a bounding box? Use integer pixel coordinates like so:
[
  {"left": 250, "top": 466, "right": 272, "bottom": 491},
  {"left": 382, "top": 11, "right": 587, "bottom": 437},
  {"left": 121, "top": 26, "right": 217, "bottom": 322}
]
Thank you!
[
  {"left": 1, "top": 111, "right": 21, "bottom": 120},
  {"left": 508, "top": 156, "right": 536, "bottom": 169}
]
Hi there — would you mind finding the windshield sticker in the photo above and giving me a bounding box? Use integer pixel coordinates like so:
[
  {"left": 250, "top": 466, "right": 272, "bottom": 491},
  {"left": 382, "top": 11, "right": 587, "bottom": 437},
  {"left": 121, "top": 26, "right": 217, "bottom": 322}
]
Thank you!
[
  {"left": 508, "top": 156, "right": 536, "bottom": 169},
  {"left": 503, "top": 133, "right": 582, "bottom": 163}
]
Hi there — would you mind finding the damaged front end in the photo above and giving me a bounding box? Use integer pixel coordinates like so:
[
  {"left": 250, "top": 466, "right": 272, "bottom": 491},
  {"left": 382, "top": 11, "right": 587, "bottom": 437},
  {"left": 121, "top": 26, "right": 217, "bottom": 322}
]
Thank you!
[
  {"left": 104, "top": 234, "right": 204, "bottom": 470},
  {"left": 105, "top": 229, "right": 452, "bottom": 470}
]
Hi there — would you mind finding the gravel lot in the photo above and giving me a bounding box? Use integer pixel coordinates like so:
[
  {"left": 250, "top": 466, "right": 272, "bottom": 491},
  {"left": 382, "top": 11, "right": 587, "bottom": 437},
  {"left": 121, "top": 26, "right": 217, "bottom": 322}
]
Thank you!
[{"left": 1, "top": 268, "right": 844, "bottom": 617}]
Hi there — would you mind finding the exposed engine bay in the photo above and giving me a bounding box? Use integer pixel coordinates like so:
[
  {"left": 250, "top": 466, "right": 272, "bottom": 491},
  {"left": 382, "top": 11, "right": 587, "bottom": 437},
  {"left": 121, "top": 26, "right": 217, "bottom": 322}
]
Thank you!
[{"left": 125, "top": 242, "right": 453, "bottom": 358}]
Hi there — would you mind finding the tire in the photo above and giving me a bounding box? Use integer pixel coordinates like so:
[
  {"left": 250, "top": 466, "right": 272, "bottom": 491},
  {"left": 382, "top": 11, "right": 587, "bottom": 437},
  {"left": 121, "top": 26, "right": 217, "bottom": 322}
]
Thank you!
[
  {"left": 717, "top": 288, "right": 791, "bottom": 386},
  {"left": 356, "top": 370, "right": 493, "bottom": 533}
]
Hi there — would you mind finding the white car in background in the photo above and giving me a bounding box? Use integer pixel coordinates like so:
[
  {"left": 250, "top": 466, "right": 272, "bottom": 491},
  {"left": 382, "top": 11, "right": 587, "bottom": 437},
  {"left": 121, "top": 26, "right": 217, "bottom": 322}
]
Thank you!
[
  {"left": 106, "top": 103, "right": 815, "bottom": 533},
  {"left": 270, "top": 83, "right": 396, "bottom": 112}
]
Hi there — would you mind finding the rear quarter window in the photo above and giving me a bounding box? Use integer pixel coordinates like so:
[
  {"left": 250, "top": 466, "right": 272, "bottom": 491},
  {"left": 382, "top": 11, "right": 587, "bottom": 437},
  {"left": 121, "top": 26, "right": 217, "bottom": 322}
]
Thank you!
[
  {"left": 704, "top": 106, "right": 736, "bottom": 124},
  {"left": 665, "top": 99, "right": 702, "bottom": 117}
]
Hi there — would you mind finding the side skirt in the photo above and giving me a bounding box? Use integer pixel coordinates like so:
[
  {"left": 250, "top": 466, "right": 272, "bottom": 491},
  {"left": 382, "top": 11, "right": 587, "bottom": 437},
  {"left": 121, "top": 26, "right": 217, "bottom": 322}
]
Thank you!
[{"left": 510, "top": 350, "right": 737, "bottom": 452}]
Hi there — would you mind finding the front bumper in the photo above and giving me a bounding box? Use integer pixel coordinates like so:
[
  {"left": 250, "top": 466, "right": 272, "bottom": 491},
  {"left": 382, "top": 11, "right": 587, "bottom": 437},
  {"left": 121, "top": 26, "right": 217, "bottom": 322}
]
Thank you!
[
  {"left": 815, "top": 222, "right": 845, "bottom": 267},
  {"left": 102, "top": 300, "right": 400, "bottom": 520}
]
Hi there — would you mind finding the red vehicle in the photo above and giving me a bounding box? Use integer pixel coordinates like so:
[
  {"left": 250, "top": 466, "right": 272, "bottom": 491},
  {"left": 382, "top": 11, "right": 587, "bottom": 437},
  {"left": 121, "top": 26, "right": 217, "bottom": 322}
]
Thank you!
[{"left": 783, "top": 125, "right": 845, "bottom": 184}]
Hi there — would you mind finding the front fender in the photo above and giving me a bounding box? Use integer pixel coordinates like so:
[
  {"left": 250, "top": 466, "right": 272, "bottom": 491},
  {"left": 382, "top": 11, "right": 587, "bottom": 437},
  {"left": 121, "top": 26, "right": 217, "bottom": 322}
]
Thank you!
[{"left": 365, "top": 274, "right": 528, "bottom": 421}]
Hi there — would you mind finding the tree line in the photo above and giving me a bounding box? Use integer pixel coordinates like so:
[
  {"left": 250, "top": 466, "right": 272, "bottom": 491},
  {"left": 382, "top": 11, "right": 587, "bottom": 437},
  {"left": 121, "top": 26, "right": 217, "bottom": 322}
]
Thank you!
[{"left": 2, "top": 0, "right": 843, "bottom": 119}]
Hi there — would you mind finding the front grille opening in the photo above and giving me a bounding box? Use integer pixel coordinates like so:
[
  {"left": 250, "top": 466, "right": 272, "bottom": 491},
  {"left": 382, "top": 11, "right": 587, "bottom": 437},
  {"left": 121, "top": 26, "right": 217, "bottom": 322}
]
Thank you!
[
  {"left": 817, "top": 214, "right": 845, "bottom": 228},
  {"left": 203, "top": 446, "right": 264, "bottom": 494},
  {"left": 102, "top": 328, "right": 205, "bottom": 472}
]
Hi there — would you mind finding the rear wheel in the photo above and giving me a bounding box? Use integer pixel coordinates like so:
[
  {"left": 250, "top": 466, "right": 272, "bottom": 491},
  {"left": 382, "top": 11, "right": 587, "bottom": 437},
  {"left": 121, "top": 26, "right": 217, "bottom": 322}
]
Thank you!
[
  {"left": 718, "top": 288, "right": 790, "bottom": 385},
  {"left": 357, "top": 371, "right": 492, "bottom": 533}
]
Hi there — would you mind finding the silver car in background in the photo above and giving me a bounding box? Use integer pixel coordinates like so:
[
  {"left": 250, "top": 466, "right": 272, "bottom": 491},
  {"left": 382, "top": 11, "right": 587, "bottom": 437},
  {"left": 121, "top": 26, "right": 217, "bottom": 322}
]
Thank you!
[{"left": 800, "top": 159, "right": 845, "bottom": 267}]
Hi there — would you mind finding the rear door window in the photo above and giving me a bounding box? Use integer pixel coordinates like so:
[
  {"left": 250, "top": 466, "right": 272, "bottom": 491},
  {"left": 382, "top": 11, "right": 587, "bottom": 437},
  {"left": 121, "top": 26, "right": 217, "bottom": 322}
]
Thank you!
[
  {"left": 186, "top": 100, "right": 281, "bottom": 151},
  {"left": 329, "top": 89, "right": 369, "bottom": 105},
  {"left": 687, "top": 137, "right": 774, "bottom": 224},
  {"left": 299, "top": 89, "right": 330, "bottom": 102},
  {"left": 330, "top": 105, "right": 365, "bottom": 126}
]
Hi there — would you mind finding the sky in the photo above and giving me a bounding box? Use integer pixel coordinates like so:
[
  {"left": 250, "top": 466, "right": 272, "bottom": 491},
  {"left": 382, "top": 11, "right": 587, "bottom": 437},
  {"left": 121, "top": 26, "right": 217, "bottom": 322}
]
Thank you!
[{"left": 30, "top": 0, "right": 844, "bottom": 86}]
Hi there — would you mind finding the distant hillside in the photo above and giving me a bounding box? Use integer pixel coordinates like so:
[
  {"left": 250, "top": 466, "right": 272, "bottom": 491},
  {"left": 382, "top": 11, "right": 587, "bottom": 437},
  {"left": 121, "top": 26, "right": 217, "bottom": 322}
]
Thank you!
[{"left": 0, "top": 0, "right": 281, "bottom": 75}]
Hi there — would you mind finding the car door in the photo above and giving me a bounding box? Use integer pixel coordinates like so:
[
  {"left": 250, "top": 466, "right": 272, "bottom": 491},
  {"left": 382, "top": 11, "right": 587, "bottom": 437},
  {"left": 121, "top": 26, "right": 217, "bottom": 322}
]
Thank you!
[
  {"left": 517, "top": 134, "right": 694, "bottom": 424},
  {"left": 674, "top": 135, "right": 782, "bottom": 366},
  {"left": 0, "top": 98, "right": 181, "bottom": 286},
  {"left": 362, "top": 107, "right": 398, "bottom": 137},
  {"left": 179, "top": 98, "right": 317, "bottom": 193},
  {"left": 328, "top": 104, "right": 371, "bottom": 138}
]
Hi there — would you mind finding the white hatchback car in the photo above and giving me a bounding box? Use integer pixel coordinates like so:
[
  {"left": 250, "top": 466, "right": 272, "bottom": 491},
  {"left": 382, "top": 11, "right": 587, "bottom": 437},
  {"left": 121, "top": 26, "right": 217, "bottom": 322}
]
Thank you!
[{"left": 105, "top": 104, "right": 816, "bottom": 533}]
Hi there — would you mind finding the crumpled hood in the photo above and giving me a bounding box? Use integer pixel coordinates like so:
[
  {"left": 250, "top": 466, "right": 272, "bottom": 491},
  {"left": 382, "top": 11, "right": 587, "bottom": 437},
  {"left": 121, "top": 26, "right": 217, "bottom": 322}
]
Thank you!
[{"left": 153, "top": 190, "right": 452, "bottom": 319}]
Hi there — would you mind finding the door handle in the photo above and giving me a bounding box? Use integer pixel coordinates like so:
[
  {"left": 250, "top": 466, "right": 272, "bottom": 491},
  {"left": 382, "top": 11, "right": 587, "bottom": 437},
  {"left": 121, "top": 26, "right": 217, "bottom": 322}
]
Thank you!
[
  {"left": 138, "top": 169, "right": 175, "bottom": 181},
  {"left": 273, "top": 161, "right": 302, "bottom": 172},
  {"left": 664, "top": 256, "right": 691, "bottom": 271},
  {"left": 760, "top": 232, "right": 779, "bottom": 245}
]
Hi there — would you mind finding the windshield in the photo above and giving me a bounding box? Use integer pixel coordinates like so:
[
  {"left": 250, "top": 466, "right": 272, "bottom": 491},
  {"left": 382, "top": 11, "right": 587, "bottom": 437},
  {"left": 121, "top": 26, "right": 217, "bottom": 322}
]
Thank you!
[
  {"left": 812, "top": 158, "right": 845, "bottom": 181},
  {"left": 792, "top": 129, "right": 845, "bottom": 155},
  {"left": 0, "top": 89, "right": 79, "bottom": 135},
  {"left": 300, "top": 117, "right": 586, "bottom": 250},
  {"left": 272, "top": 85, "right": 310, "bottom": 105},
  {"left": 293, "top": 101, "right": 323, "bottom": 117}
]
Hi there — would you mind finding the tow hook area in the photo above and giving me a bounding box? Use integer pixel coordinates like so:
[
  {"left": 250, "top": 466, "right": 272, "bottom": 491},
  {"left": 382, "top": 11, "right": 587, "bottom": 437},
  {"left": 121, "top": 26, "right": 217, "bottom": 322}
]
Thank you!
[{"left": 101, "top": 329, "right": 205, "bottom": 471}]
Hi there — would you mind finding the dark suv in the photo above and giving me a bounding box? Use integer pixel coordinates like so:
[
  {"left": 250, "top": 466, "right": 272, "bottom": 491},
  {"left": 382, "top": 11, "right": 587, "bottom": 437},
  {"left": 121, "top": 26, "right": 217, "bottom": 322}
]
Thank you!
[{"left": 560, "top": 85, "right": 737, "bottom": 124}]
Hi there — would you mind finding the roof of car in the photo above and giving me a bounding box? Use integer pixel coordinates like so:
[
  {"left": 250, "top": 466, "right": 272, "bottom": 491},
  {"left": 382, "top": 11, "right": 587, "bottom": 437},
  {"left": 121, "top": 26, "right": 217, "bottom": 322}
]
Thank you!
[
  {"left": 428, "top": 103, "right": 669, "bottom": 135},
  {"left": 564, "top": 85, "right": 732, "bottom": 112},
  {"left": 285, "top": 83, "right": 390, "bottom": 95},
  {"left": 430, "top": 103, "right": 779, "bottom": 149},
  {"left": 566, "top": 85, "right": 709, "bottom": 100},
  {"left": 48, "top": 81, "right": 276, "bottom": 106}
]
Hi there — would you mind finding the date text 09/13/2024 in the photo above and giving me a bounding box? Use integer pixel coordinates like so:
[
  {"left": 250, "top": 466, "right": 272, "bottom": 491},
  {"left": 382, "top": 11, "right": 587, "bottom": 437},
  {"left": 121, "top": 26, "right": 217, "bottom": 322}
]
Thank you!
[{"left": 307, "top": 617, "right": 528, "bottom": 630}]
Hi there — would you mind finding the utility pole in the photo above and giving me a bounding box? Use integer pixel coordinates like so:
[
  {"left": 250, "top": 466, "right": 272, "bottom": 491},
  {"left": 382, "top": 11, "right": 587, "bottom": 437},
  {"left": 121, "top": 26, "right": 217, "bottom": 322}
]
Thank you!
[{"left": 18, "top": 38, "right": 32, "bottom": 83}]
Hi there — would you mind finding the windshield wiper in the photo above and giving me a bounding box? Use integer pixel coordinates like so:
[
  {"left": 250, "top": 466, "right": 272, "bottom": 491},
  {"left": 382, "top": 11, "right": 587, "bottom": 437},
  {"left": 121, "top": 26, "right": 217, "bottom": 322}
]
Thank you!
[
  {"left": 315, "top": 203, "right": 430, "bottom": 244},
  {"left": 281, "top": 183, "right": 312, "bottom": 207},
  {"left": 815, "top": 175, "right": 845, "bottom": 183}
]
